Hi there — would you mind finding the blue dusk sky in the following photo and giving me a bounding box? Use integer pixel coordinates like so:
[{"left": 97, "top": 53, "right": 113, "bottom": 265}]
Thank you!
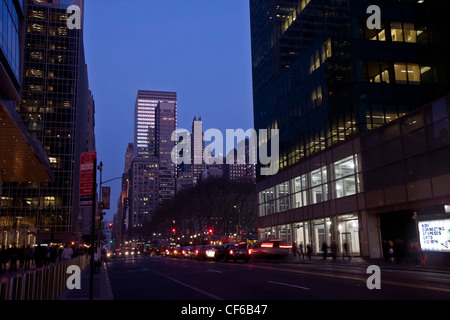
[{"left": 83, "top": 1, "right": 254, "bottom": 220}]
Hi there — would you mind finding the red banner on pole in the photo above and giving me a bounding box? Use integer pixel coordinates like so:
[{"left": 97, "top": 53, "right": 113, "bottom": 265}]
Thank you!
[{"left": 80, "top": 151, "right": 96, "bottom": 207}]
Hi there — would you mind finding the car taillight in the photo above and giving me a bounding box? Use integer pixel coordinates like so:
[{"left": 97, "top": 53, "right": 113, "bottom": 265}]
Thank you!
[
  {"left": 229, "top": 250, "right": 234, "bottom": 255},
  {"left": 195, "top": 250, "right": 199, "bottom": 254},
  {"left": 248, "top": 249, "right": 252, "bottom": 255}
]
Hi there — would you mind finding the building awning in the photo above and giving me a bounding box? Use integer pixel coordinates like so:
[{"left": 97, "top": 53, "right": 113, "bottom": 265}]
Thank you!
[{"left": 0, "top": 99, "right": 54, "bottom": 183}]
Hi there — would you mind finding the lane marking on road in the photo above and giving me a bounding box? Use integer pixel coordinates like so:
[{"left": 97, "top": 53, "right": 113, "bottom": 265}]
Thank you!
[
  {"left": 268, "top": 280, "right": 310, "bottom": 290},
  {"left": 246, "top": 264, "right": 450, "bottom": 294},
  {"left": 207, "top": 270, "right": 224, "bottom": 274},
  {"left": 151, "top": 270, "right": 224, "bottom": 300},
  {"left": 126, "top": 268, "right": 150, "bottom": 272}
]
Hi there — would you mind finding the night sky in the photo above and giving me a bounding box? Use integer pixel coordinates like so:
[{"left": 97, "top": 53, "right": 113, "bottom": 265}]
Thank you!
[{"left": 84, "top": 0, "right": 254, "bottom": 221}]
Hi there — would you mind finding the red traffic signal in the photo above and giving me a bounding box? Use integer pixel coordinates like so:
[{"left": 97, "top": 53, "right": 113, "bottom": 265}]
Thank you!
[{"left": 208, "top": 229, "right": 213, "bottom": 234}]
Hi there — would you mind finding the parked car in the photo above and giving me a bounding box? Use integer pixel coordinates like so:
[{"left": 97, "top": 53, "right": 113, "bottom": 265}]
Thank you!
[{"left": 216, "top": 242, "right": 251, "bottom": 263}]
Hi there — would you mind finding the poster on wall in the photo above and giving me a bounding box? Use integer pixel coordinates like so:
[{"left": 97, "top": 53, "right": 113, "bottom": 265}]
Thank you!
[{"left": 418, "top": 219, "right": 450, "bottom": 252}]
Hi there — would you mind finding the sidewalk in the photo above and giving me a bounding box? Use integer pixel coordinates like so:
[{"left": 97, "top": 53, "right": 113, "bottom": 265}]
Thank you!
[
  {"left": 57, "top": 261, "right": 114, "bottom": 300},
  {"left": 278, "top": 254, "right": 450, "bottom": 274}
]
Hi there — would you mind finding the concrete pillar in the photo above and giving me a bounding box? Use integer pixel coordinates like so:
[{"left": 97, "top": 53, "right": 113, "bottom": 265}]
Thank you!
[{"left": 360, "top": 210, "right": 383, "bottom": 258}]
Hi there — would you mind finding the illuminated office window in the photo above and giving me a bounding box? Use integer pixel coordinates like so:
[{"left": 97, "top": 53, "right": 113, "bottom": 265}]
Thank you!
[{"left": 394, "top": 63, "right": 420, "bottom": 84}]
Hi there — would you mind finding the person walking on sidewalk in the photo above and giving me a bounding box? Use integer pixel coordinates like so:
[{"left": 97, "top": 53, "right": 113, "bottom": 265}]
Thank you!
[
  {"left": 8, "top": 244, "right": 19, "bottom": 272},
  {"left": 306, "top": 244, "right": 312, "bottom": 260},
  {"left": 299, "top": 242, "right": 304, "bottom": 259},
  {"left": 330, "top": 241, "right": 337, "bottom": 262},
  {"left": 292, "top": 241, "right": 298, "bottom": 257},
  {"left": 343, "top": 242, "right": 351, "bottom": 260},
  {"left": 0, "top": 245, "right": 8, "bottom": 274},
  {"left": 24, "top": 245, "right": 33, "bottom": 270},
  {"left": 322, "top": 241, "right": 328, "bottom": 260},
  {"left": 62, "top": 243, "right": 73, "bottom": 261}
]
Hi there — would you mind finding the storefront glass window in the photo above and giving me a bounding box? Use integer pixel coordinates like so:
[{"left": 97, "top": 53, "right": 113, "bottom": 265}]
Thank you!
[{"left": 337, "top": 215, "right": 360, "bottom": 257}]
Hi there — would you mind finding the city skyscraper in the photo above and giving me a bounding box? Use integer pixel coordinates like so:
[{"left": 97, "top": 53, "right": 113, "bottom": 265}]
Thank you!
[
  {"left": 156, "top": 101, "right": 177, "bottom": 205},
  {"left": 250, "top": 0, "right": 450, "bottom": 263},
  {"left": 134, "top": 90, "right": 177, "bottom": 158},
  {"left": 1, "top": 0, "right": 93, "bottom": 245},
  {"left": 129, "top": 90, "right": 177, "bottom": 238},
  {"left": 0, "top": 0, "right": 55, "bottom": 247}
]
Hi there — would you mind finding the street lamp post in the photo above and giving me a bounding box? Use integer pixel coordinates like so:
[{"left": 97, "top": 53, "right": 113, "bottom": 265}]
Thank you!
[{"left": 97, "top": 161, "right": 103, "bottom": 258}]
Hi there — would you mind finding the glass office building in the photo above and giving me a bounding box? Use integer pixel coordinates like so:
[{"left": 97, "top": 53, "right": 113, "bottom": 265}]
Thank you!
[
  {"left": 1, "top": 0, "right": 91, "bottom": 245},
  {"left": 134, "top": 90, "right": 177, "bottom": 158},
  {"left": 251, "top": 0, "right": 450, "bottom": 260}
]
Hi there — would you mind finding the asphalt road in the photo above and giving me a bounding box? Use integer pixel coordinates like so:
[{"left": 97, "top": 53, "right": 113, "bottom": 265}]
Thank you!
[{"left": 106, "top": 255, "right": 450, "bottom": 301}]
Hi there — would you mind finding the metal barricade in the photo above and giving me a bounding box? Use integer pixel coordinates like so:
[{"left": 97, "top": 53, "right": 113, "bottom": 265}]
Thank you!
[{"left": 0, "top": 254, "right": 89, "bottom": 300}]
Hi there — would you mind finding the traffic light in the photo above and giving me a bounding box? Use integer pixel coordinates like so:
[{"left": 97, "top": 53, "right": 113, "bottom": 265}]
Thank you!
[
  {"left": 208, "top": 229, "right": 213, "bottom": 234},
  {"left": 172, "top": 228, "right": 176, "bottom": 234},
  {"left": 109, "top": 223, "right": 113, "bottom": 229}
]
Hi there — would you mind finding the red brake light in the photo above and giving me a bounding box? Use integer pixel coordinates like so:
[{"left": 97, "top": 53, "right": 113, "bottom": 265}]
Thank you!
[
  {"left": 248, "top": 249, "right": 252, "bottom": 255},
  {"left": 229, "top": 250, "right": 234, "bottom": 255}
]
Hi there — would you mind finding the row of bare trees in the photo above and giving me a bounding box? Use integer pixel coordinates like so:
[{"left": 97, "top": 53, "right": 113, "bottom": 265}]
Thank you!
[{"left": 147, "top": 178, "right": 257, "bottom": 239}]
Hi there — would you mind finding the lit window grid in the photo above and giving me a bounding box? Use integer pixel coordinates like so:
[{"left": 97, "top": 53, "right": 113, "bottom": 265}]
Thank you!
[
  {"left": 0, "top": 3, "right": 81, "bottom": 233},
  {"left": 258, "top": 155, "right": 360, "bottom": 217}
]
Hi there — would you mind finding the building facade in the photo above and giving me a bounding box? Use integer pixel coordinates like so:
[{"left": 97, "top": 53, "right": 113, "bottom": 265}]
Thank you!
[
  {"left": 0, "top": 0, "right": 55, "bottom": 247},
  {"left": 250, "top": 0, "right": 450, "bottom": 263},
  {"left": 129, "top": 90, "right": 177, "bottom": 239},
  {"left": 1, "top": 0, "right": 93, "bottom": 245},
  {"left": 134, "top": 90, "right": 177, "bottom": 158},
  {"left": 156, "top": 101, "right": 177, "bottom": 205}
]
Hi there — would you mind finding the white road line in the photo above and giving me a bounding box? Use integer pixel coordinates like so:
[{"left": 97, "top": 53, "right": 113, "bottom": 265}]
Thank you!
[
  {"left": 207, "top": 270, "right": 224, "bottom": 274},
  {"left": 152, "top": 270, "right": 224, "bottom": 300},
  {"left": 268, "top": 280, "right": 310, "bottom": 290}
]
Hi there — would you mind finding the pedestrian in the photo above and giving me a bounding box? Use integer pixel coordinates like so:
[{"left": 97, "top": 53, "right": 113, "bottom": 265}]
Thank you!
[
  {"left": 35, "top": 244, "right": 43, "bottom": 268},
  {"left": 382, "top": 240, "right": 389, "bottom": 263},
  {"left": 94, "top": 249, "right": 100, "bottom": 273},
  {"left": 62, "top": 243, "right": 73, "bottom": 261},
  {"left": 322, "top": 241, "right": 328, "bottom": 260},
  {"left": 306, "top": 244, "right": 312, "bottom": 260},
  {"left": 408, "top": 239, "right": 420, "bottom": 265},
  {"left": 24, "top": 245, "right": 33, "bottom": 270},
  {"left": 18, "top": 245, "right": 25, "bottom": 269},
  {"left": 343, "top": 242, "right": 351, "bottom": 260},
  {"left": 299, "top": 242, "right": 304, "bottom": 259},
  {"left": 0, "top": 245, "right": 8, "bottom": 274},
  {"left": 292, "top": 241, "right": 297, "bottom": 257},
  {"left": 330, "top": 241, "right": 337, "bottom": 262},
  {"left": 394, "top": 238, "right": 404, "bottom": 264},
  {"left": 8, "top": 244, "right": 19, "bottom": 272},
  {"left": 388, "top": 240, "right": 394, "bottom": 263}
]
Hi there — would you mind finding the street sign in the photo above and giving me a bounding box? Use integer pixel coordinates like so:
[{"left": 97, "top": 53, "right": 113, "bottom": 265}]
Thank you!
[{"left": 80, "top": 151, "right": 96, "bottom": 207}]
